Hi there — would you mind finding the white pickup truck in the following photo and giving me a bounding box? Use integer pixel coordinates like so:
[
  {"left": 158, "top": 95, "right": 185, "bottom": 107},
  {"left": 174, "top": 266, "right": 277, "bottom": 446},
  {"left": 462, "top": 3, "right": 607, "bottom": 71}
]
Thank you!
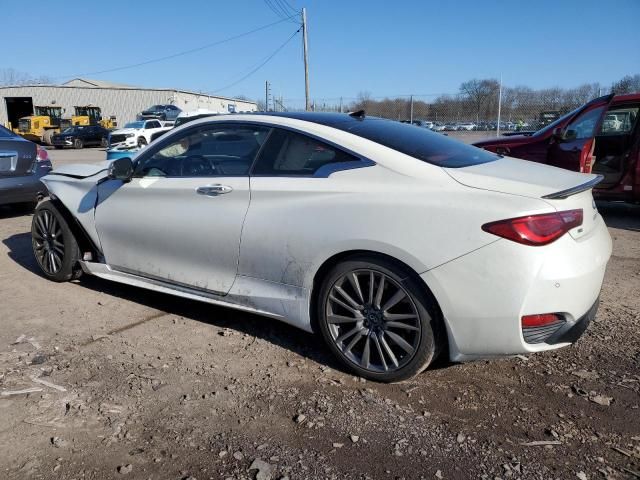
[{"left": 108, "top": 119, "right": 172, "bottom": 149}]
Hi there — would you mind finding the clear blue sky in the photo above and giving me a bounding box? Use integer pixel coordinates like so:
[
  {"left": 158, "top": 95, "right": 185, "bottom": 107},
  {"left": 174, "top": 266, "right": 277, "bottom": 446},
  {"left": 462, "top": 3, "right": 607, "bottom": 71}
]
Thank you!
[{"left": 4, "top": 0, "right": 639, "bottom": 102}]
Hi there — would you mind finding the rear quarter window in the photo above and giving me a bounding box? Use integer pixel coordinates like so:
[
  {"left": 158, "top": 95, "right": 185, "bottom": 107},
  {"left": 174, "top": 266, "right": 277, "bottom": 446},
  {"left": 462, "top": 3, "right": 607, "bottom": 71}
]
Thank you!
[{"left": 342, "top": 118, "right": 498, "bottom": 168}]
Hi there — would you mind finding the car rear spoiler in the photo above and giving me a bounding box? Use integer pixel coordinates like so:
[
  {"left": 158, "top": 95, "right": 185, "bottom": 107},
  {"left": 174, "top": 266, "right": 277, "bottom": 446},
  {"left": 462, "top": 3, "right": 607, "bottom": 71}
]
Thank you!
[{"left": 541, "top": 175, "right": 604, "bottom": 199}]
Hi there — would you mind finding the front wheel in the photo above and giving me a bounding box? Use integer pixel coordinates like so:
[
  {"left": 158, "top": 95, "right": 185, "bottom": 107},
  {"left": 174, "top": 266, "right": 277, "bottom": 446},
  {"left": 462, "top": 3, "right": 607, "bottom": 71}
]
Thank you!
[
  {"left": 74, "top": 138, "right": 83, "bottom": 149},
  {"left": 31, "top": 201, "right": 82, "bottom": 282},
  {"left": 137, "top": 137, "right": 147, "bottom": 147},
  {"left": 317, "top": 256, "right": 440, "bottom": 382}
]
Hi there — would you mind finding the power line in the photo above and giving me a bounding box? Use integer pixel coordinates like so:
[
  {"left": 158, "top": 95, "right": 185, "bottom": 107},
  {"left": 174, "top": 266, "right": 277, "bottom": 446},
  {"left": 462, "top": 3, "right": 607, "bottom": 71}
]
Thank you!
[
  {"left": 276, "top": 0, "right": 298, "bottom": 16},
  {"left": 264, "top": 0, "right": 288, "bottom": 19},
  {"left": 211, "top": 28, "right": 301, "bottom": 93},
  {"left": 264, "top": 0, "right": 299, "bottom": 24},
  {"left": 53, "top": 16, "right": 297, "bottom": 79}
]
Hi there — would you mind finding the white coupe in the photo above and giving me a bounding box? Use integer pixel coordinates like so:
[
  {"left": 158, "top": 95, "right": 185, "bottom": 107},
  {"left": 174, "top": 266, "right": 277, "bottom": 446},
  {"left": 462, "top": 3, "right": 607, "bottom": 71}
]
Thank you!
[{"left": 32, "top": 112, "right": 612, "bottom": 382}]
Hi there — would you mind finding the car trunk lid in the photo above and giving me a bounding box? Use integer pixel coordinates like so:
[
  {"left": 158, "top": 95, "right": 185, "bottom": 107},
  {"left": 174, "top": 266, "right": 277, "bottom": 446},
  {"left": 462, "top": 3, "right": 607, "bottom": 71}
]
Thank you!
[
  {"left": 0, "top": 137, "right": 37, "bottom": 177},
  {"left": 444, "top": 156, "right": 602, "bottom": 240}
]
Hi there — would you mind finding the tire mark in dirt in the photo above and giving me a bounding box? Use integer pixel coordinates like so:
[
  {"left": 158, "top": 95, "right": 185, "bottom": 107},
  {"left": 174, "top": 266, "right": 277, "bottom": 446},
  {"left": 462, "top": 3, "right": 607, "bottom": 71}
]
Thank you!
[{"left": 80, "top": 311, "right": 169, "bottom": 346}]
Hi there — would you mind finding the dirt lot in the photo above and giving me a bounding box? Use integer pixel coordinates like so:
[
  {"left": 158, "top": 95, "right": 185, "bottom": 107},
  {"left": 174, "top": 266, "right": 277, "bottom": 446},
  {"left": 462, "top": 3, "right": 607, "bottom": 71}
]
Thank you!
[{"left": 0, "top": 147, "right": 639, "bottom": 480}]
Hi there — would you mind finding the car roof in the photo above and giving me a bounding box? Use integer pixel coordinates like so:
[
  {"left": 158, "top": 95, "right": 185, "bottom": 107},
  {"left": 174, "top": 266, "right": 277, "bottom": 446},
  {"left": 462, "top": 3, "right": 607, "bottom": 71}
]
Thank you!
[{"left": 613, "top": 93, "right": 640, "bottom": 103}]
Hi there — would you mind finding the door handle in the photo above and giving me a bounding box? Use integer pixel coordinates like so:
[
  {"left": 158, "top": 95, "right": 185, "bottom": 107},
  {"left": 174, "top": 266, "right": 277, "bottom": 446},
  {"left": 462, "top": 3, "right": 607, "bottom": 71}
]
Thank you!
[{"left": 196, "top": 184, "right": 233, "bottom": 197}]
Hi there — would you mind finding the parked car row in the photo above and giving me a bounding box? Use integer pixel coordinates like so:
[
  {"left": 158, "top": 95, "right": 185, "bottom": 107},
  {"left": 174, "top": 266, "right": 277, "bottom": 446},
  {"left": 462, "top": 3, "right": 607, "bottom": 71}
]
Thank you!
[{"left": 402, "top": 120, "right": 551, "bottom": 132}]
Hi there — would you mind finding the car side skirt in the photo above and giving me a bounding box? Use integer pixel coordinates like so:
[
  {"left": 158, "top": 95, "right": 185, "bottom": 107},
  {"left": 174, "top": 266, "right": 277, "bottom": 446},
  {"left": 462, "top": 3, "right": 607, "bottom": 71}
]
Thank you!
[{"left": 79, "top": 261, "right": 313, "bottom": 332}]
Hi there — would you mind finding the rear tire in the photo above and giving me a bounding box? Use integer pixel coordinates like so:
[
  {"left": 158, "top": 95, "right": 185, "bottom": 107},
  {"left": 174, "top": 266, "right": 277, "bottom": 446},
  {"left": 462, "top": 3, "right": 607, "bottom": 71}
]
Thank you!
[
  {"left": 31, "top": 201, "right": 82, "bottom": 282},
  {"left": 317, "top": 256, "right": 440, "bottom": 383}
]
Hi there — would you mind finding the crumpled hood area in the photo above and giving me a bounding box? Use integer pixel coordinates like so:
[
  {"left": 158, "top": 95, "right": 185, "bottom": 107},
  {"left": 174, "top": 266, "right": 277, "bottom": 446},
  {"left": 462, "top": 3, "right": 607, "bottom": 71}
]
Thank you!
[{"left": 47, "top": 161, "right": 111, "bottom": 179}]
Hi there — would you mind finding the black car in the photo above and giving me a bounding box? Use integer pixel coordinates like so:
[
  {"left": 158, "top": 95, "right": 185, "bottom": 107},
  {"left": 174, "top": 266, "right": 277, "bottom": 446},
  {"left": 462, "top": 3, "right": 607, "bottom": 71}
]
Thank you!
[
  {"left": 138, "top": 104, "right": 182, "bottom": 121},
  {"left": 51, "top": 125, "right": 109, "bottom": 149},
  {"left": 0, "top": 125, "right": 51, "bottom": 208}
]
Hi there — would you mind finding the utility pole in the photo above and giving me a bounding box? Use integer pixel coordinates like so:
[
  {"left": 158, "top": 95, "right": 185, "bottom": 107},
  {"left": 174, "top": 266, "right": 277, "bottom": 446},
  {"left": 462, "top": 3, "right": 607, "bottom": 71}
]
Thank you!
[
  {"left": 265, "top": 81, "right": 271, "bottom": 112},
  {"left": 410, "top": 95, "right": 414, "bottom": 123},
  {"left": 302, "top": 7, "right": 310, "bottom": 111},
  {"left": 496, "top": 75, "right": 502, "bottom": 137}
]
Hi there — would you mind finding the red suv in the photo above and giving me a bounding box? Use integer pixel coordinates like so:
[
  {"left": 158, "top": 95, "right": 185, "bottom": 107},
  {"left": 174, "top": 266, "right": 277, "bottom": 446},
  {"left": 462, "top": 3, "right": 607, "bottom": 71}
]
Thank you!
[{"left": 474, "top": 93, "right": 640, "bottom": 203}]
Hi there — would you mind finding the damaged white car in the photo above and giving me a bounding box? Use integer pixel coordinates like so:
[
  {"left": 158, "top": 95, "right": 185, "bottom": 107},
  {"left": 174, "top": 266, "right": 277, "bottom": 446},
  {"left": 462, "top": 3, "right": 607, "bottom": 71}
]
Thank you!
[{"left": 32, "top": 112, "right": 611, "bottom": 382}]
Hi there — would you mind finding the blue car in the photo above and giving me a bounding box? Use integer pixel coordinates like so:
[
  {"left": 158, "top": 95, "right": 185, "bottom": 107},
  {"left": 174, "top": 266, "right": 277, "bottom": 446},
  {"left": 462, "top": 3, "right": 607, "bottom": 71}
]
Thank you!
[
  {"left": 0, "top": 125, "right": 51, "bottom": 209},
  {"left": 137, "top": 104, "right": 182, "bottom": 121}
]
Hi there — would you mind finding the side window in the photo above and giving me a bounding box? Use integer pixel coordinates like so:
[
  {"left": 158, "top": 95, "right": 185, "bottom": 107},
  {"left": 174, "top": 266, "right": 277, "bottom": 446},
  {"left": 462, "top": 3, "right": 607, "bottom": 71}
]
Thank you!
[
  {"left": 599, "top": 107, "right": 639, "bottom": 136},
  {"left": 564, "top": 106, "right": 606, "bottom": 140},
  {"left": 134, "top": 124, "right": 270, "bottom": 178},
  {"left": 252, "top": 128, "right": 359, "bottom": 176},
  {"left": 147, "top": 121, "right": 160, "bottom": 129}
]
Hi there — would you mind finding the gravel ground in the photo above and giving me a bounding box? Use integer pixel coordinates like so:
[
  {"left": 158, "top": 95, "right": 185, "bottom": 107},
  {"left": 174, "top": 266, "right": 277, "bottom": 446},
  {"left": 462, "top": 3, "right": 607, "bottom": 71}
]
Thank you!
[{"left": 0, "top": 148, "right": 638, "bottom": 480}]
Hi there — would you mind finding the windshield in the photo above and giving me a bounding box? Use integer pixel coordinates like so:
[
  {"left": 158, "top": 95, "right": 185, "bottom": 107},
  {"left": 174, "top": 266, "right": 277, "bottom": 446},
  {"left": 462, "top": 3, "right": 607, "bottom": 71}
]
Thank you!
[
  {"left": 125, "top": 121, "right": 145, "bottom": 129},
  {"left": 533, "top": 106, "right": 581, "bottom": 137},
  {"left": 62, "top": 126, "right": 86, "bottom": 134}
]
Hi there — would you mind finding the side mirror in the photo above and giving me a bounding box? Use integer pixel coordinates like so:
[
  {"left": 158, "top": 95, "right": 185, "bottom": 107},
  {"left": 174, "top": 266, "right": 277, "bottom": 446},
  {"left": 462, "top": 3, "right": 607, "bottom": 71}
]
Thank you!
[
  {"left": 552, "top": 127, "right": 564, "bottom": 140},
  {"left": 108, "top": 157, "right": 133, "bottom": 182}
]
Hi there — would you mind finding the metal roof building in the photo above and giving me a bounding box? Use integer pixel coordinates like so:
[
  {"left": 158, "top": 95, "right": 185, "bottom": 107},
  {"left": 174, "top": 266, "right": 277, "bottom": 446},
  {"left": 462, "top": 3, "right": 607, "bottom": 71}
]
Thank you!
[{"left": 0, "top": 78, "right": 258, "bottom": 129}]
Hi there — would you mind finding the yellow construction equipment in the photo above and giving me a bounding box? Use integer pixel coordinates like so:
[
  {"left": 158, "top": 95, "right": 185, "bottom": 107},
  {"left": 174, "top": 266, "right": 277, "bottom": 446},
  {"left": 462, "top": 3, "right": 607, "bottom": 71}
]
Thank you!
[
  {"left": 14, "top": 106, "right": 63, "bottom": 144},
  {"left": 60, "top": 106, "right": 117, "bottom": 130}
]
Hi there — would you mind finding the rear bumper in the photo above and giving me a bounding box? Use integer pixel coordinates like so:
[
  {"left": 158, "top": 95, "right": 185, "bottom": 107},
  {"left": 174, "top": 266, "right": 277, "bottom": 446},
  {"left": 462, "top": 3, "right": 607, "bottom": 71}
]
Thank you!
[
  {"left": 547, "top": 297, "right": 598, "bottom": 345},
  {"left": 421, "top": 213, "right": 612, "bottom": 361},
  {"left": 52, "top": 138, "right": 73, "bottom": 147},
  {"left": 0, "top": 164, "right": 51, "bottom": 206}
]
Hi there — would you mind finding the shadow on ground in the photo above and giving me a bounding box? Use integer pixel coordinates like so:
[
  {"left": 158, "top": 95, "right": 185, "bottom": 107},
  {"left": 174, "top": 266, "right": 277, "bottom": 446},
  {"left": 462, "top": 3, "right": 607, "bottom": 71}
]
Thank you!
[
  {"left": 2, "top": 230, "right": 345, "bottom": 373},
  {"left": 598, "top": 201, "right": 640, "bottom": 232},
  {"left": 0, "top": 205, "right": 34, "bottom": 220}
]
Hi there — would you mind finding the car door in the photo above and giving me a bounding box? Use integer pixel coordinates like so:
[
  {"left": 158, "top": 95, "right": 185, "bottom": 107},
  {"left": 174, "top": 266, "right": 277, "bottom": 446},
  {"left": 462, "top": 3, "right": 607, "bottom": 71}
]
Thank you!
[
  {"left": 86, "top": 126, "right": 98, "bottom": 145},
  {"left": 592, "top": 103, "right": 640, "bottom": 188},
  {"left": 94, "top": 122, "right": 270, "bottom": 294},
  {"left": 547, "top": 95, "right": 614, "bottom": 172},
  {"left": 239, "top": 127, "right": 367, "bottom": 286}
]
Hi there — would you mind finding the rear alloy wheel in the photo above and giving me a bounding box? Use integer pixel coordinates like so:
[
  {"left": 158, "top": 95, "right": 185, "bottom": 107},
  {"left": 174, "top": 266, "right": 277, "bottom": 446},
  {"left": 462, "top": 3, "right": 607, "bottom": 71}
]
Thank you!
[
  {"left": 318, "top": 257, "right": 439, "bottom": 382},
  {"left": 31, "top": 201, "right": 82, "bottom": 282},
  {"left": 74, "top": 138, "right": 83, "bottom": 149}
]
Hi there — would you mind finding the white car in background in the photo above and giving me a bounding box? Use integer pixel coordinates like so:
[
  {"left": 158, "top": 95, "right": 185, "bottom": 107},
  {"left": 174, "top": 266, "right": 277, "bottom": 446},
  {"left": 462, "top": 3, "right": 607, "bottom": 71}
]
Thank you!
[
  {"left": 32, "top": 112, "right": 611, "bottom": 382},
  {"left": 108, "top": 119, "right": 172, "bottom": 149}
]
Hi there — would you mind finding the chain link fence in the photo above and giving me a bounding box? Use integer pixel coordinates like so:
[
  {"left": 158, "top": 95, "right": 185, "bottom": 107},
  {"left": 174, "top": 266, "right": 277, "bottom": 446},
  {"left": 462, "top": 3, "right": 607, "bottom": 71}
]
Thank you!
[{"left": 275, "top": 84, "right": 605, "bottom": 141}]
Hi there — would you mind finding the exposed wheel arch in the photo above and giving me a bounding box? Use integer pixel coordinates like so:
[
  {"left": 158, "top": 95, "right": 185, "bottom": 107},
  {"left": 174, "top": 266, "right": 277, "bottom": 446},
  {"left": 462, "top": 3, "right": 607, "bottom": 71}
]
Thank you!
[
  {"left": 310, "top": 250, "right": 447, "bottom": 356},
  {"left": 47, "top": 197, "right": 102, "bottom": 261}
]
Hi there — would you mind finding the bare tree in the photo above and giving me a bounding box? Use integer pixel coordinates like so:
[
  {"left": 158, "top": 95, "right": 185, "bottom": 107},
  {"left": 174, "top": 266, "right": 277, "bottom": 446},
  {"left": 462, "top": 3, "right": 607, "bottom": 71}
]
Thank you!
[
  {"left": 611, "top": 74, "right": 640, "bottom": 94},
  {"left": 459, "top": 79, "right": 500, "bottom": 123},
  {"left": 0, "top": 68, "right": 53, "bottom": 86}
]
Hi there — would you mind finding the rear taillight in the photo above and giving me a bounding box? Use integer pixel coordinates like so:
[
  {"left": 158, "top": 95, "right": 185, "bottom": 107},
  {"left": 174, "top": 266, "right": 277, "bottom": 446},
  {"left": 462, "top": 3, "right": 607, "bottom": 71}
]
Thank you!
[
  {"left": 521, "top": 313, "right": 562, "bottom": 328},
  {"left": 521, "top": 313, "right": 566, "bottom": 344},
  {"left": 36, "top": 145, "right": 49, "bottom": 162},
  {"left": 482, "top": 209, "right": 583, "bottom": 246}
]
